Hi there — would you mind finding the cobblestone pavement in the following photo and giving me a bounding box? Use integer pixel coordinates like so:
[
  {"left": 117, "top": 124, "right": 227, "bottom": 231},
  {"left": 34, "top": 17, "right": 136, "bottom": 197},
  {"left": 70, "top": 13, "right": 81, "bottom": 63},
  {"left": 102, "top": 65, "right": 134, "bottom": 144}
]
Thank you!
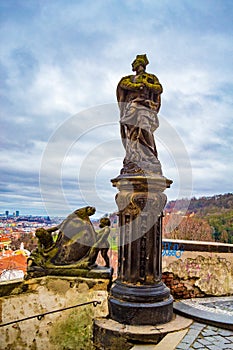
[{"left": 175, "top": 322, "right": 233, "bottom": 350}]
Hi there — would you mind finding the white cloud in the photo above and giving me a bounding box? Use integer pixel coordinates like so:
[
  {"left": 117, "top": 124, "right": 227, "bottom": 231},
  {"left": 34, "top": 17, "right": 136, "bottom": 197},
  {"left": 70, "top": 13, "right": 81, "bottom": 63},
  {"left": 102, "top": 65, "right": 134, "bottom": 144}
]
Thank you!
[{"left": 1, "top": 0, "right": 233, "bottom": 215}]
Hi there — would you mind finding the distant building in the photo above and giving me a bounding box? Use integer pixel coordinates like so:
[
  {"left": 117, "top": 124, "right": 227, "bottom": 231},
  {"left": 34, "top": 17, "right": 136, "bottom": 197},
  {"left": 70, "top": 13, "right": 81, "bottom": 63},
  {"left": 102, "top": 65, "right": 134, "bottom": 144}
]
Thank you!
[
  {"left": 16, "top": 211, "right": 19, "bottom": 217},
  {"left": 0, "top": 269, "right": 24, "bottom": 281},
  {"left": 0, "top": 235, "right": 11, "bottom": 250},
  {"left": 5, "top": 211, "right": 9, "bottom": 217}
]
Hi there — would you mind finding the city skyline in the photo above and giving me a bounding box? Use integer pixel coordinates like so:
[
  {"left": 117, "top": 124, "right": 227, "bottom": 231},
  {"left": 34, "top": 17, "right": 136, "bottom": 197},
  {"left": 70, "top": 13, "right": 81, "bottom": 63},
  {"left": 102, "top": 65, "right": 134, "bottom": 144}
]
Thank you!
[{"left": 1, "top": 0, "right": 233, "bottom": 217}]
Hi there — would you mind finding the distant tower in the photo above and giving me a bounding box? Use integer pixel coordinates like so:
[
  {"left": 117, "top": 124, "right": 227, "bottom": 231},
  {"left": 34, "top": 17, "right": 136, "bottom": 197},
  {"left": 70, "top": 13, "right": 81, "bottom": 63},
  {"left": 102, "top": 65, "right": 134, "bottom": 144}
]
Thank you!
[
  {"left": 16, "top": 210, "right": 19, "bottom": 217},
  {"left": 5, "top": 210, "right": 9, "bottom": 217}
]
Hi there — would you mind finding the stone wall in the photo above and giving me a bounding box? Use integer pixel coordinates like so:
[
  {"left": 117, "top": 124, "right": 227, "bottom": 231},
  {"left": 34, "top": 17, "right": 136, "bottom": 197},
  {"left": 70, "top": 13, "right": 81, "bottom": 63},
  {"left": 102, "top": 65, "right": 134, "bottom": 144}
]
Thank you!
[
  {"left": 162, "top": 239, "right": 233, "bottom": 299},
  {"left": 0, "top": 276, "right": 110, "bottom": 350},
  {"left": 1, "top": 240, "right": 233, "bottom": 349}
]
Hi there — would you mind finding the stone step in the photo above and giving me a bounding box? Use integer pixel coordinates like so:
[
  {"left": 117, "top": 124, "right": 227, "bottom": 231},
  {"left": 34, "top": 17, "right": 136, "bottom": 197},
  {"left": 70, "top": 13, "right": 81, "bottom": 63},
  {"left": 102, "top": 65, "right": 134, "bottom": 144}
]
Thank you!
[{"left": 130, "top": 329, "right": 189, "bottom": 350}]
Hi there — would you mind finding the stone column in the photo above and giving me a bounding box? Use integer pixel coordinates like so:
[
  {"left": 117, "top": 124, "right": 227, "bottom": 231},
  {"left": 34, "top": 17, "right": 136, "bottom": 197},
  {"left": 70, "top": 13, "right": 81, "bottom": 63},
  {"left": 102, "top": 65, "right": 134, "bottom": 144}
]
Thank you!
[{"left": 108, "top": 174, "right": 173, "bottom": 325}]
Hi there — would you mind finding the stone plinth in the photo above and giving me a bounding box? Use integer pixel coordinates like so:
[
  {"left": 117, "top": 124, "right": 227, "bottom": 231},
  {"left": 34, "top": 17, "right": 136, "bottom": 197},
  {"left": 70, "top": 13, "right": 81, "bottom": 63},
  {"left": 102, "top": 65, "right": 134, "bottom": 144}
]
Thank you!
[
  {"left": 26, "top": 265, "right": 113, "bottom": 279},
  {"left": 93, "top": 315, "right": 192, "bottom": 350},
  {"left": 108, "top": 174, "right": 173, "bottom": 325}
]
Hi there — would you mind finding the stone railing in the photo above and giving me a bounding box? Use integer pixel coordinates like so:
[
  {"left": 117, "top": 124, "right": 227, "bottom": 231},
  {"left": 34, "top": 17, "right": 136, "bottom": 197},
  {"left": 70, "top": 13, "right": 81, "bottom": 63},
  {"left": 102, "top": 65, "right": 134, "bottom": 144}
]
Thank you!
[{"left": 161, "top": 239, "right": 233, "bottom": 299}]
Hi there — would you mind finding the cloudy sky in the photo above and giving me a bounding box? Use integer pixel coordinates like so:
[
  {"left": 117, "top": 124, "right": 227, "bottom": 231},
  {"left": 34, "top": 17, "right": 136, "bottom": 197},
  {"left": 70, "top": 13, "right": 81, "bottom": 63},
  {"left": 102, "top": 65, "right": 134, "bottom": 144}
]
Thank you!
[{"left": 1, "top": 0, "right": 233, "bottom": 217}]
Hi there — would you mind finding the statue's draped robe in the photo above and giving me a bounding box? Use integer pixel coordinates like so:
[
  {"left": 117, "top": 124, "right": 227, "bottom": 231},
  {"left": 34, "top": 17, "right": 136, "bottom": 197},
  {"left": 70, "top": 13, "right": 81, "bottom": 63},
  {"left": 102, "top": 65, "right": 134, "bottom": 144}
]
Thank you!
[{"left": 117, "top": 72, "right": 163, "bottom": 175}]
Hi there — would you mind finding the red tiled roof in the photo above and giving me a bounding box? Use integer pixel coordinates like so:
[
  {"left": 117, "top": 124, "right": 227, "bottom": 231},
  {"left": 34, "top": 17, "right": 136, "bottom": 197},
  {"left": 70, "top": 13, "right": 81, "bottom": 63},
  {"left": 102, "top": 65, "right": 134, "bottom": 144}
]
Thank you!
[{"left": 0, "top": 254, "right": 27, "bottom": 274}]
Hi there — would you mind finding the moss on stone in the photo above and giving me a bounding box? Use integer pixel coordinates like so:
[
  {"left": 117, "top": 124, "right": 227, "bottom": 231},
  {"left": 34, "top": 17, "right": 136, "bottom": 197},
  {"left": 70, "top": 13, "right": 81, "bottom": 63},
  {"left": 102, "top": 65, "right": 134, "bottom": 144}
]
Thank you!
[{"left": 50, "top": 304, "right": 94, "bottom": 350}]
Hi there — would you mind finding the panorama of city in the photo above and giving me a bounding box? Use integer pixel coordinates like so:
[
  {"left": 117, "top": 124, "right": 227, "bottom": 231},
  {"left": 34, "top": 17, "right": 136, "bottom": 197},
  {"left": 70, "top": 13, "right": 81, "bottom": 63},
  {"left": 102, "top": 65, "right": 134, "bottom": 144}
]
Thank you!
[{"left": 1, "top": 193, "right": 232, "bottom": 282}]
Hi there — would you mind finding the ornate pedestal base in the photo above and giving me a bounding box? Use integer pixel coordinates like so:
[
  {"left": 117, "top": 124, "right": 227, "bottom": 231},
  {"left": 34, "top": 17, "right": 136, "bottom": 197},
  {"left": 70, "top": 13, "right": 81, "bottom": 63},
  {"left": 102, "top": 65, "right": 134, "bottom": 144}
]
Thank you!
[
  {"left": 108, "top": 174, "right": 173, "bottom": 325},
  {"left": 109, "top": 280, "right": 173, "bottom": 325}
]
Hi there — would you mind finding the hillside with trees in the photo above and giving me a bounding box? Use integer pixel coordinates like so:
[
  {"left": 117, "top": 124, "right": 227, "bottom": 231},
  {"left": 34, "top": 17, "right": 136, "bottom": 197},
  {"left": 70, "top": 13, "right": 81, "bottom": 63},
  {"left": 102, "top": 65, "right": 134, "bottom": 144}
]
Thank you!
[
  {"left": 166, "top": 193, "right": 233, "bottom": 214},
  {"left": 164, "top": 193, "right": 233, "bottom": 243},
  {"left": 100, "top": 194, "right": 233, "bottom": 244}
]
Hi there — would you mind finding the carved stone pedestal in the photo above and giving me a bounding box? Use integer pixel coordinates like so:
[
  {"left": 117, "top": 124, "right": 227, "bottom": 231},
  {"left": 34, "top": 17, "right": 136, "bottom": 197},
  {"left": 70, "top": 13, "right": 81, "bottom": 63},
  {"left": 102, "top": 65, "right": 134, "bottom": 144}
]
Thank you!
[{"left": 108, "top": 174, "right": 173, "bottom": 325}]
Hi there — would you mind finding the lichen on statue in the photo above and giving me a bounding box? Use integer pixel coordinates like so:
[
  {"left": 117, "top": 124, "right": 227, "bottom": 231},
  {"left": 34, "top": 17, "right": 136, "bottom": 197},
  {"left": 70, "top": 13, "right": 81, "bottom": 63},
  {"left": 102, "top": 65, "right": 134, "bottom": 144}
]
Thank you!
[
  {"left": 26, "top": 207, "right": 111, "bottom": 277},
  {"left": 117, "top": 54, "right": 163, "bottom": 176}
]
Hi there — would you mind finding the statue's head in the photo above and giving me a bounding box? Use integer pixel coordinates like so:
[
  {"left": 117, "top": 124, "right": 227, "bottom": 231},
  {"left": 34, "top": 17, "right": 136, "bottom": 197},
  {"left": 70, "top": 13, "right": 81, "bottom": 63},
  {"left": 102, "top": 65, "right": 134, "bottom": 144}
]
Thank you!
[
  {"left": 86, "top": 206, "right": 96, "bottom": 216},
  {"left": 73, "top": 206, "right": 96, "bottom": 219},
  {"left": 132, "top": 54, "right": 149, "bottom": 72},
  {"left": 99, "top": 217, "right": 111, "bottom": 228},
  {"left": 35, "top": 228, "right": 53, "bottom": 248},
  {"left": 35, "top": 228, "right": 47, "bottom": 239}
]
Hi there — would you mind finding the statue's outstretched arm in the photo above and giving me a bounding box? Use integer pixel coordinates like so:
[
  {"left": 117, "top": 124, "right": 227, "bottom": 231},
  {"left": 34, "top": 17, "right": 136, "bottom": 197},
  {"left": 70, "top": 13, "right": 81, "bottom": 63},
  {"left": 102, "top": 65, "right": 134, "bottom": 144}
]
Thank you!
[{"left": 47, "top": 226, "right": 59, "bottom": 233}]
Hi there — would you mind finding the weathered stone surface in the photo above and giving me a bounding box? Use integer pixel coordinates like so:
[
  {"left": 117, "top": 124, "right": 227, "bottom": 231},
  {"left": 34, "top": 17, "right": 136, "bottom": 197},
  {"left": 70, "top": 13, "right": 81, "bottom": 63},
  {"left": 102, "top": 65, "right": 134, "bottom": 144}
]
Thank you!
[
  {"left": 0, "top": 279, "right": 26, "bottom": 297},
  {"left": 174, "top": 297, "right": 233, "bottom": 330},
  {"left": 27, "top": 207, "right": 112, "bottom": 278},
  {"left": 117, "top": 54, "right": 163, "bottom": 176},
  {"left": 164, "top": 255, "right": 233, "bottom": 296},
  {"left": 93, "top": 315, "right": 192, "bottom": 350},
  {"left": 107, "top": 54, "right": 173, "bottom": 327},
  {"left": 0, "top": 275, "right": 111, "bottom": 349},
  {"left": 109, "top": 175, "right": 173, "bottom": 325}
]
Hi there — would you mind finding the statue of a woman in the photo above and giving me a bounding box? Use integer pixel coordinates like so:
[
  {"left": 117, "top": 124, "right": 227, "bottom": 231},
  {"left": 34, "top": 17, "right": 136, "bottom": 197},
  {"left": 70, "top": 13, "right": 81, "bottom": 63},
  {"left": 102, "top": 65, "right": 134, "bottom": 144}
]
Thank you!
[{"left": 117, "top": 54, "right": 163, "bottom": 176}]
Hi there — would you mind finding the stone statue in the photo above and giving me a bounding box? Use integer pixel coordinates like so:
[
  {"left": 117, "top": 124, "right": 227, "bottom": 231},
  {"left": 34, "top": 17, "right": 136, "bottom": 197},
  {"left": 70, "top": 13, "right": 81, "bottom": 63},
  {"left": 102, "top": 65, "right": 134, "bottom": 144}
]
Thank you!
[
  {"left": 87, "top": 217, "right": 111, "bottom": 268},
  {"left": 108, "top": 56, "right": 173, "bottom": 326},
  {"left": 117, "top": 54, "right": 163, "bottom": 175},
  {"left": 26, "top": 207, "right": 111, "bottom": 277}
]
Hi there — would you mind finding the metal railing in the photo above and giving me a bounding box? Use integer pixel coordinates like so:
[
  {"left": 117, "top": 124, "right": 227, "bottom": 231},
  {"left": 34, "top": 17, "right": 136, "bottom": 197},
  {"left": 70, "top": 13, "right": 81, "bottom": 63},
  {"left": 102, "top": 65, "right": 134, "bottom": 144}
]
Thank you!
[{"left": 0, "top": 300, "right": 101, "bottom": 327}]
